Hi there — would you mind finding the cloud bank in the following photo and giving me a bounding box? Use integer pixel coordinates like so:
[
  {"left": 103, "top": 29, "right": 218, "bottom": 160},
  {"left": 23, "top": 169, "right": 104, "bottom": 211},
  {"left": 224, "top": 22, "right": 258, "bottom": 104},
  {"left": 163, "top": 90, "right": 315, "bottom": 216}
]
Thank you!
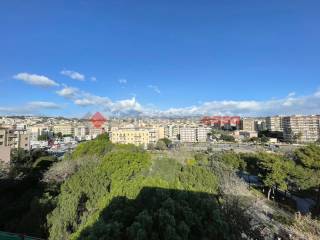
[
  {"left": 13, "top": 73, "right": 59, "bottom": 87},
  {"left": 0, "top": 101, "right": 62, "bottom": 115},
  {"left": 56, "top": 85, "right": 320, "bottom": 117}
]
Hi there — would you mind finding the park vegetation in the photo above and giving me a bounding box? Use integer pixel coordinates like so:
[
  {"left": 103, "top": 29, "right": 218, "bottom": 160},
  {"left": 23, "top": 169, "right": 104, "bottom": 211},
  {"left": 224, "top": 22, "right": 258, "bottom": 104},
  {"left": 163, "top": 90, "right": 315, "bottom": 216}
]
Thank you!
[{"left": 0, "top": 133, "right": 320, "bottom": 239}]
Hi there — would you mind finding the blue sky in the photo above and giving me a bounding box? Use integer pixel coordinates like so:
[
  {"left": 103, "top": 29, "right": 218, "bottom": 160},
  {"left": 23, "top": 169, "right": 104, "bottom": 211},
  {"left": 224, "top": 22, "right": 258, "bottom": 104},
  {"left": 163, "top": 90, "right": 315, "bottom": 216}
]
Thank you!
[{"left": 1, "top": 0, "right": 320, "bottom": 117}]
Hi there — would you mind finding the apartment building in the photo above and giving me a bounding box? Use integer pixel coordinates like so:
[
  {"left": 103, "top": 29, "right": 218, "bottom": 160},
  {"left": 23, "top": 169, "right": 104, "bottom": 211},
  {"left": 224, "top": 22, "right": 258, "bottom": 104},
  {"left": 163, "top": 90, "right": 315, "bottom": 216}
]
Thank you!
[
  {"left": 164, "top": 125, "right": 180, "bottom": 141},
  {"left": 283, "top": 115, "right": 320, "bottom": 143},
  {"left": 53, "top": 124, "right": 75, "bottom": 136},
  {"left": 74, "top": 125, "right": 90, "bottom": 140},
  {"left": 6, "top": 129, "right": 30, "bottom": 150},
  {"left": 0, "top": 127, "right": 30, "bottom": 163},
  {"left": 180, "top": 127, "right": 197, "bottom": 143},
  {"left": 196, "top": 126, "right": 211, "bottom": 142},
  {"left": 201, "top": 116, "right": 240, "bottom": 130},
  {"left": 147, "top": 126, "right": 165, "bottom": 144},
  {"left": 110, "top": 126, "right": 165, "bottom": 147},
  {"left": 110, "top": 128, "right": 150, "bottom": 148},
  {"left": 255, "top": 120, "right": 267, "bottom": 132},
  {"left": 29, "top": 124, "right": 52, "bottom": 141},
  {"left": 0, "top": 128, "right": 7, "bottom": 147},
  {"left": 240, "top": 118, "right": 255, "bottom": 132},
  {"left": 266, "top": 116, "right": 284, "bottom": 132}
]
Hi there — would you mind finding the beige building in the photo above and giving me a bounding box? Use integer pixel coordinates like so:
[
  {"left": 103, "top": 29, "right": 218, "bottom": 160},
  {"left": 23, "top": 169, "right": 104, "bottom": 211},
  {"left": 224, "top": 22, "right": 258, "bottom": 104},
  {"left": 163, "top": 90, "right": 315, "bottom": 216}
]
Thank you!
[
  {"left": 240, "top": 118, "right": 255, "bottom": 132},
  {"left": 6, "top": 129, "right": 30, "bottom": 150},
  {"left": 0, "top": 128, "right": 8, "bottom": 148},
  {"left": 147, "top": 126, "right": 165, "bottom": 144},
  {"left": 110, "top": 126, "right": 165, "bottom": 147},
  {"left": 196, "top": 126, "right": 211, "bottom": 142},
  {"left": 180, "top": 127, "right": 197, "bottom": 143},
  {"left": 53, "top": 124, "right": 74, "bottom": 136},
  {"left": 266, "top": 116, "right": 284, "bottom": 132},
  {"left": 234, "top": 130, "right": 258, "bottom": 139},
  {"left": 29, "top": 124, "right": 52, "bottom": 140},
  {"left": 283, "top": 115, "right": 320, "bottom": 143},
  {"left": 110, "top": 128, "right": 150, "bottom": 148},
  {"left": 0, "top": 127, "right": 30, "bottom": 163}
]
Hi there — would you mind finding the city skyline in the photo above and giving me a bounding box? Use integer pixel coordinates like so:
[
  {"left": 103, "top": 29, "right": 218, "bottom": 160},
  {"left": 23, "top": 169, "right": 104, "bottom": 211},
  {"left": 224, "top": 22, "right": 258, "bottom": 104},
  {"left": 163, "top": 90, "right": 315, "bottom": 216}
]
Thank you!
[{"left": 1, "top": 1, "right": 320, "bottom": 117}]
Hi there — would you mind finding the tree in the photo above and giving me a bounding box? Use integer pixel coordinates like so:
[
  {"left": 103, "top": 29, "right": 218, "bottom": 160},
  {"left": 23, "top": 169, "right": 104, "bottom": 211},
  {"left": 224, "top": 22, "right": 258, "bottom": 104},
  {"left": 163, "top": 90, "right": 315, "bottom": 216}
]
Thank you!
[
  {"left": 38, "top": 134, "right": 49, "bottom": 141},
  {"left": 293, "top": 132, "right": 303, "bottom": 143},
  {"left": 292, "top": 144, "right": 320, "bottom": 213},
  {"left": 256, "top": 152, "right": 292, "bottom": 200},
  {"left": 155, "top": 140, "right": 167, "bottom": 150},
  {"left": 55, "top": 132, "right": 62, "bottom": 139},
  {"left": 260, "top": 135, "right": 270, "bottom": 143},
  {"left": 220, "top": 134, "right": 235, "bottom": 142},
  {"left": 159, "top": 138, "right": 172, "bottom": 148}
]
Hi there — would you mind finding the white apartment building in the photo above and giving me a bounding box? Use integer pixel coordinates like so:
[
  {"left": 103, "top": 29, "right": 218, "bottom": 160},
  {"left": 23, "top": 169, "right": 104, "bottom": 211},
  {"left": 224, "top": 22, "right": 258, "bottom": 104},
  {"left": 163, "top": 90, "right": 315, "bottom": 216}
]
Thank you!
[
  {"left": 179, "top": 127, "right": 197, "bottom": 143},
  {"left": 266, "top": 116, "right": 284, "bottom": 132},
  {"left": 283, "top": 115, "right": 320, "bottom": 143},
  {"left": 196, "top": 126, "right": 211, "bottom": 142},
  {"left": 164, "top": 125, "right": 180, "bottom": 141}
]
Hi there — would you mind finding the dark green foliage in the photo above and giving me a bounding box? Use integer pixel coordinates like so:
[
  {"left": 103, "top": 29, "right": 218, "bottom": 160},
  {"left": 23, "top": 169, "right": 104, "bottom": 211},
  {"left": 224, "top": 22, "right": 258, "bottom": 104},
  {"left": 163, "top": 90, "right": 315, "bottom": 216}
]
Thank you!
[
  {"left": 159, "top": 138, "right": 172, "bottom": 147},
  {"left": 292, "top": 144, "right": 320, "bottom": 212},
  {"left": 38, "top": 134, "right": 49, "bottom": 141},
  {"left": 48, "top": 164, "right": 112, "bottom": 239},
  {"left": 0, "top": 149, "right": 58, "bottom": 238},
  {"left": 155, "top": 140, "right": 167, "bottom": 150},
  {"left": 293, "top": 144, "right": 320, "bottom": 170},
  {"left": 78, "top": 188, "right": 229, "bottom": 240},
  {"left": 260, "top": 134, "right": 270, "bottom": 143},
  {"left": 258, "top": 130, "right": 283, "bottom": 141},
  {"left": 55, "top": 132, "right": 63, "bottom": 138},
  {"left": 219, "top": 134, "right": 235, "bottom": 142},
  {"left": 209, "top": 151, "right": 246, "bottom": 171}
]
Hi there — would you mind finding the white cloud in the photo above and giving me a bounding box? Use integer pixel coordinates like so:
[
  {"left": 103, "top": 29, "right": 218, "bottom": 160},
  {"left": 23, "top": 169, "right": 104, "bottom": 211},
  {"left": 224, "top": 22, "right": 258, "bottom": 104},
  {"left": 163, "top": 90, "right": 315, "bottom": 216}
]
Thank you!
[
  {"left": 90, "top": 76, "right": 97, "bottom": 82},
  {"left": 55, "top": 83, "right": 320, "bottom": 117},
  {"left": 27, "top": 101, "right": 61, "bottom": 109},
  {"left": 0, "top": 101, "right": 62, "bottom": 115},
  {"left": 56, "top": 86, "right": 79, "bottom": 99},
  {"left": 13, "top": 73, "right": 59, "bottom": 87},
  {"left": 148, "top": 85, "right": 161, "bottom": 94},
  {"left": 60, "top": 70, "right": 85, "bottom": 81},
  {"left": 118, "top": 78, "right": 127, "bottom": 84}
]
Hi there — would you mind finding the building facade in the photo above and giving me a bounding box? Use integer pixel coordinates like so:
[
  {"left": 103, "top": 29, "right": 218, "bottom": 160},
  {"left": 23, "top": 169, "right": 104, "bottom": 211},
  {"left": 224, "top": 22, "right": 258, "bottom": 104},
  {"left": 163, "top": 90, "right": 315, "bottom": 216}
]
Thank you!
[
  {"left": 282, "top": 115, "right": 320, "bottom": 143},
  {"left": 53, "top": 124, "right": 75, "bottom": 136},
  {"left": 266, "top": 116, "right": 284, "bottom": 132},
  {"left": 240, "top": 118, "right": 256, "bottom": 132},
  {"left": 110, "top": 128, "right": 150, "bottom": 148},
  {"left": 0, "top": 127, "right": 30, "bottom": 163}
]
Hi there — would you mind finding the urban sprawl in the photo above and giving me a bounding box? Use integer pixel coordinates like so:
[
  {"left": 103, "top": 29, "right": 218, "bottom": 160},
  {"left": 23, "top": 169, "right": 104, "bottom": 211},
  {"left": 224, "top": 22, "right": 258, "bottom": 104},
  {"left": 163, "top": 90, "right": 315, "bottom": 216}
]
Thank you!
[{"left": 0, "top": 114, "right": 320, "bottom": 164}]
